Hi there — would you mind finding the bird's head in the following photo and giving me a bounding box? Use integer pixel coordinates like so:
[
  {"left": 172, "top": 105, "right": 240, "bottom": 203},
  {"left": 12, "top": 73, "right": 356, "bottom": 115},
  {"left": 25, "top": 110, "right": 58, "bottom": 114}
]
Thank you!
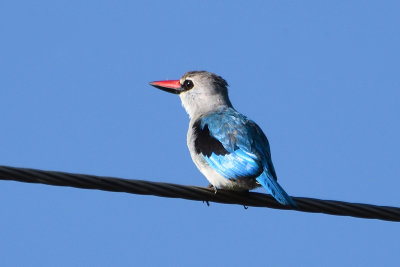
[{"left": 150, "top": 71, "right": 232, "bottom": 118}]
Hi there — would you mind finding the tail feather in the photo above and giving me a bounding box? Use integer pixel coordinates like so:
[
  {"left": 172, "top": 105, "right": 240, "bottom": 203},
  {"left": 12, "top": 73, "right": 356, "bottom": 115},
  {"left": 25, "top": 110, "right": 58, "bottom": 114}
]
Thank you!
[{"left": 256, "top": 172, "right": 297, "bottom": 208}]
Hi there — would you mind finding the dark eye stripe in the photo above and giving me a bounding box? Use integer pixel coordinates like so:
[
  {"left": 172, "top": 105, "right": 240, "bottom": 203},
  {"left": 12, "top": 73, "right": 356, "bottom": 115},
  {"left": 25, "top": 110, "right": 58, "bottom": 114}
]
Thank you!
[{"left": 182, "top": 79, "right": 194, "bottom": 90}]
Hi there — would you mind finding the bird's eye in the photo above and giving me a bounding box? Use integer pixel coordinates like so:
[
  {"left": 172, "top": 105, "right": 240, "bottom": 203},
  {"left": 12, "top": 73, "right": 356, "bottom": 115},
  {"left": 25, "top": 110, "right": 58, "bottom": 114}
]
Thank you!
[{"left": 182, "top": 79, "right": 194, "bottom": 90}]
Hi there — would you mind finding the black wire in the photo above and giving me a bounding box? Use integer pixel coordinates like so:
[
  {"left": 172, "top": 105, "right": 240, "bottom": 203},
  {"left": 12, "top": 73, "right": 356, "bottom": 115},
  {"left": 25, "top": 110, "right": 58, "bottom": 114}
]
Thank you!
[{"left": 0, "top": 165, "right": 399, "bottom": 222}]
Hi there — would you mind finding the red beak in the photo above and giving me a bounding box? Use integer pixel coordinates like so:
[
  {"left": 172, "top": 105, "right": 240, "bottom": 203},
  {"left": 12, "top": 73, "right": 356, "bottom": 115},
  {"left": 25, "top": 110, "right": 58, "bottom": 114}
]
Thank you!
[{"left": 149, "top": 80, "right": 182, "bottom": 94}]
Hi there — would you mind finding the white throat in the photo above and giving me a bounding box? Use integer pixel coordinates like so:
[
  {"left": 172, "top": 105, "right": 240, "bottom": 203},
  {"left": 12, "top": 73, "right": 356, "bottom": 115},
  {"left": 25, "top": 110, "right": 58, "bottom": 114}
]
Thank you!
[{"left": 179, "top": 90, "right": 233, "bottom": 119}]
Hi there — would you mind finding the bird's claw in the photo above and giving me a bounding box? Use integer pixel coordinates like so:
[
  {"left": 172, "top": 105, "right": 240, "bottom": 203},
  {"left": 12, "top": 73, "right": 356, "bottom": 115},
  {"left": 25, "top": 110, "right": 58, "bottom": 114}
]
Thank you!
[{"left": 207, "top": 184, "right": 218, "bottom": 194}]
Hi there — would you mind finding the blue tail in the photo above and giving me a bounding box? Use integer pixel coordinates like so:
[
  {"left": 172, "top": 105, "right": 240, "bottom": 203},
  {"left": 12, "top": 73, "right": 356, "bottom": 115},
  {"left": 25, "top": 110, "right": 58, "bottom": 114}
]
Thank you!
[{"left": 256, "top": 172, "right": 297, "bottom": 208}]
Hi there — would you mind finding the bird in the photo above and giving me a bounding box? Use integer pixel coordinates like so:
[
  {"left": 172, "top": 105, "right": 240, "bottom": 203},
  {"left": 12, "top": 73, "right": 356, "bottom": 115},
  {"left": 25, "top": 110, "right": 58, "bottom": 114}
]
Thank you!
[{"left": 150, "top": 71, "right": 296, "bottom": 207}]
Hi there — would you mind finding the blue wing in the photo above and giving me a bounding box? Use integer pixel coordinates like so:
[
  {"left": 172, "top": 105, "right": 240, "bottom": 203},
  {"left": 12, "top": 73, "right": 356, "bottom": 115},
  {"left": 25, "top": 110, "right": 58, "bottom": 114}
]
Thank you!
[
  {"left": 193, "top": 107, "right": 272, "bottom": 180},
  {"left": 193, "top": 109, "right": 263, "bottom": 180},
  {"left": 193, "top": 107, "right": 296, "bottom": 207}
]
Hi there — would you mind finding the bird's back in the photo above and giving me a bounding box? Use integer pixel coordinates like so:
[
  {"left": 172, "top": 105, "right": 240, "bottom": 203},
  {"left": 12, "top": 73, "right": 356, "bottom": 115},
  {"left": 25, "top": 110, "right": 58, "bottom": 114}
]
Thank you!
[{"left": 187, "top": 107, "right": 278, "bottom": 190}]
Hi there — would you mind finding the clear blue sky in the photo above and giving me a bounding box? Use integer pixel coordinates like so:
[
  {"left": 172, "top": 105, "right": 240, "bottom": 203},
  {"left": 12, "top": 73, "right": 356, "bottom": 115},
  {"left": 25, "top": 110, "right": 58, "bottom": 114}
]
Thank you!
[{"left": 1, "top": 1, "right": 399, "bottom": 266}]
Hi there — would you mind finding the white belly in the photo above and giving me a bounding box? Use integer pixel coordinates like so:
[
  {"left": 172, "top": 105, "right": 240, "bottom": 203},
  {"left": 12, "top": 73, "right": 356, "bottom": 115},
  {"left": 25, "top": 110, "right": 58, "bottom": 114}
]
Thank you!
[{"left": 194, "top": 158, "right": 237, "bottom": 189}]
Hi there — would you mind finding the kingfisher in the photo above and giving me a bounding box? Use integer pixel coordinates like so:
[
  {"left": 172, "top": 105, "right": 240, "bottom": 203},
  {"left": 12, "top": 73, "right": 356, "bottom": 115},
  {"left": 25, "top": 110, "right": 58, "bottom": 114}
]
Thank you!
[{"left": 150, "top": 71, "right": 296, "bottom": 207}]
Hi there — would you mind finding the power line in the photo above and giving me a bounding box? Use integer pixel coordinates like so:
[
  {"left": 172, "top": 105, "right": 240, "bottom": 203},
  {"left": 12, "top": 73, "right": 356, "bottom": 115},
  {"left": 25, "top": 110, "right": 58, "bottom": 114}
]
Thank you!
[{"left": 0, "top": 165, "right": 399, "bottom": 222}]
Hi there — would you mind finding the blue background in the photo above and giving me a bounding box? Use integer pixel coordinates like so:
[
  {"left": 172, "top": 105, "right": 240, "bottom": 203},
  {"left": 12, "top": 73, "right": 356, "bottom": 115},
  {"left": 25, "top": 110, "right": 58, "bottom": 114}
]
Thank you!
[{"left": 1, "top": 1, "right": 399, "bottom": 266}]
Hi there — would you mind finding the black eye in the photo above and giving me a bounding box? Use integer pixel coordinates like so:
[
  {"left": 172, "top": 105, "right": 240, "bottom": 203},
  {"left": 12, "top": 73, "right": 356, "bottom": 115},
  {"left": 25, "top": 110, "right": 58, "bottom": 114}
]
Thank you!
[{"left": 182, "top": 79, "right": 194, "bottom": 90}]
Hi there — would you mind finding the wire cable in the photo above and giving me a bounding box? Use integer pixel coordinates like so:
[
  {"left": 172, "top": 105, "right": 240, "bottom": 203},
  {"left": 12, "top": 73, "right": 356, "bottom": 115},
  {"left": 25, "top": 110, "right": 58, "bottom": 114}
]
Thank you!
[{"left": 0, "top": 165, "right": 399, "bottom": 222}]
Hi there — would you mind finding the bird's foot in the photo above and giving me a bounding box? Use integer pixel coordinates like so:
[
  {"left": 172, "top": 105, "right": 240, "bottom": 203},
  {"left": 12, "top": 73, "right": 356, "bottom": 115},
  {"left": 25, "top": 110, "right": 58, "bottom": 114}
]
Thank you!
[
  {"left": 203, "top": 200, "right": 210, "bottom": 207},
  {"left": 207, "top": 184, "right": 218, "bottom": 194},
  {"left": 243, "top": 205, "right": 249, "bottom": 210}
]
